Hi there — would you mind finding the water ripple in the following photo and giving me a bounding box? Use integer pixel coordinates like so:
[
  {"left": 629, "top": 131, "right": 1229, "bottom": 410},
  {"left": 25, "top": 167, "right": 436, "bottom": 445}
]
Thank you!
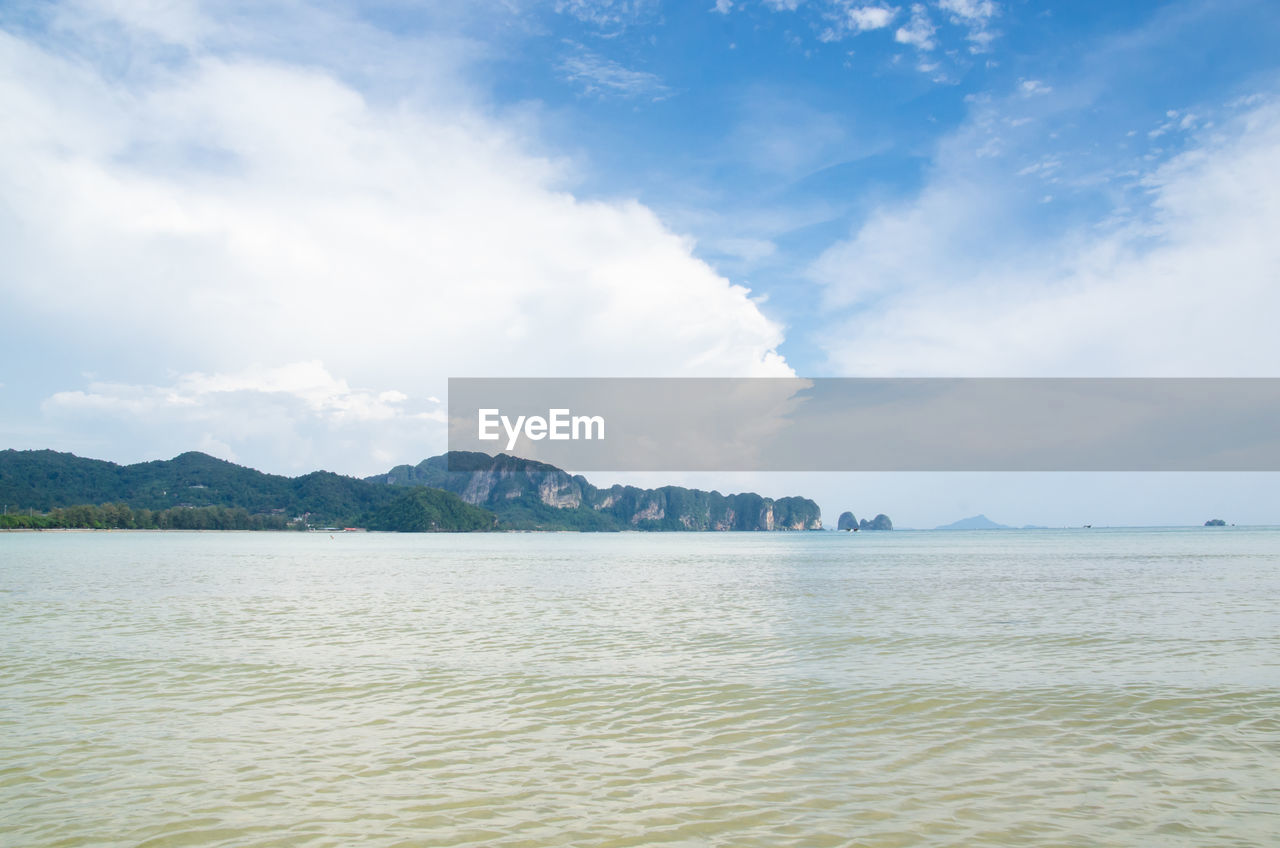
[{"left": 2, "top": 529, "right": 1278, "bottom": 846}]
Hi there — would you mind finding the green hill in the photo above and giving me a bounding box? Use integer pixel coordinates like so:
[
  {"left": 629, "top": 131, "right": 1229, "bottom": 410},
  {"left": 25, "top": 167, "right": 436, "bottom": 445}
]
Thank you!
[
  {"left": 366, "top": 488, "right": 496, "bottom": 532},
  {"left": 0, "top": 449, "right": 484, "bottom": 530},
  {"left": 2, "top": 449, "right": 823, "bottom": 532}
]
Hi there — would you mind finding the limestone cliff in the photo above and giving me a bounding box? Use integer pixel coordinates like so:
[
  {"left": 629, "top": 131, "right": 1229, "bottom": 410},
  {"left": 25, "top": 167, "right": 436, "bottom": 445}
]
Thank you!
[{"left": 369, "top": 452, "right": 823, "bottom": 531}]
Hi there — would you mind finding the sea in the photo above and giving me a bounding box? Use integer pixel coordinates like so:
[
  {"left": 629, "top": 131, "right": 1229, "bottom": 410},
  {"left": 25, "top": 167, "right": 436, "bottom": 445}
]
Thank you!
[{"left": 2, "top": 528, "right": 1277, "bottom": 846}]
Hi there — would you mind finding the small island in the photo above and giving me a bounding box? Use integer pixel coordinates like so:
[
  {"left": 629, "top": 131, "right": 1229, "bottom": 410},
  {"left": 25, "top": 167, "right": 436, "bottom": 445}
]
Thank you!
[
  {"left": 859, "top": 514, "right": 893, "bottom": 531},
  {"left": 835, "top": 510, "right": 892, "bottom": 531}
]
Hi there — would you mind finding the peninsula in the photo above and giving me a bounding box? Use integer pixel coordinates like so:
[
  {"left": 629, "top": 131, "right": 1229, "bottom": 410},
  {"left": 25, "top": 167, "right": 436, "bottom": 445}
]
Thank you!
[{"left": 0, "top": 449, "right": 822, "bottom": 532}]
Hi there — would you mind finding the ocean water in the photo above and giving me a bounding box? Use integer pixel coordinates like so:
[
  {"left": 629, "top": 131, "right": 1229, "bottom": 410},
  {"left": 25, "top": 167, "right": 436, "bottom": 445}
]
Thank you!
[{"left": 1, "top": 528, "right": 1277, "bottom": 846}]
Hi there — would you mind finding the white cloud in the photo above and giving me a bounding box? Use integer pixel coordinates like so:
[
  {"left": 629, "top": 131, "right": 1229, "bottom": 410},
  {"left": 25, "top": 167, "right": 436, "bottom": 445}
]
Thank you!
[
  {"left": 811, "top": 99, "right": 1280, "bottom": 377},
  {"left": 1015, "top": 156, "right": 1061, "bottom": 177},
  {"left": 1148, "top": 108, "right": 1201, "bottom": 139},
  {"left": 937, "top": 0, "right": 996, "bottom": 23},
  {"left": 42, "top": 362, "right": 446, "bottom": 473},
  {"left": 0, "top": 3, "right": 791, "bottom": 472},
  {"left": 1019, "top": 79, "right": 1051, "bottom": 96},
  {"left": 706, "top": 236, "right": 778, "bottom": 263},
  {"left": 752, "top": 0, "right": 986, "bottom": 59},
  {"left": 712, "top": 0, "right": 734, "bottom": 12},
  {"left": 0, "top": 29, "right": 783, "bottom": 380},
  {"left": 819, "top": 4, "right": 897, "bottom": 40},
  {"left": 554, "top": 0, "right": 659, "bottom": 29},
  {"left": 557, "top": 45, "right": 670, "bottom": 99},
  {"left": 179, "top": 361, "right": 427, "bottom": 422},
  {"left": 56, "top": 0, "right": 211, "bottom": 46},
  {"left": 848, "top": 5, "right": 897, "bottom": 31},
  {"left": 937, "top": 0, "right": 999, "bottom": 53},
  {"left": 894, "top": 4, "right": 936, "bottom": 50},
  {"left": 966, "top": 29, "right": 996, "bottom": 52},
  {"left": 44, "top": 361, "right": 441, "bottom": 425}
]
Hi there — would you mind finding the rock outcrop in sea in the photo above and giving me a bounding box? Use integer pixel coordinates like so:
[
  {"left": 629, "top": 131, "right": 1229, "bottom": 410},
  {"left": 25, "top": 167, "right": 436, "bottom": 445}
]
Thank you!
[{"left": 858, "top": 514, "right": 894, "bottom": 531}]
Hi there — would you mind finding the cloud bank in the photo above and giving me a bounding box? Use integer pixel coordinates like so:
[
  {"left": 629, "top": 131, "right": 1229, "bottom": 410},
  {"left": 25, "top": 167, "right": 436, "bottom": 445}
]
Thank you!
[
  {"left": 813, "top": 93, "right": 1280, "bottom": 376},
  {"left": 0, "top": 2, "right": 790, "bottom": 472}
]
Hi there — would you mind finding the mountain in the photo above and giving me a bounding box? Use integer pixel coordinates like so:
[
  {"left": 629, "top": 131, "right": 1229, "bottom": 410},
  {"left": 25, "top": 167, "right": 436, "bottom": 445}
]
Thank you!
[
  {"left": 1, "top": 449, "right": 823, "bottom": 532},
  {"left": 367, "top": 451, "right": 823, "bottom": 531},
  {"left": 935, "top": 514, "right": 1012, "bottom": 530},
  {"left": 1, "top": 450, "right": 494, "bottom": 532},
  {"left": 836, "top": 511, "right": 858, "bottom": 531}
]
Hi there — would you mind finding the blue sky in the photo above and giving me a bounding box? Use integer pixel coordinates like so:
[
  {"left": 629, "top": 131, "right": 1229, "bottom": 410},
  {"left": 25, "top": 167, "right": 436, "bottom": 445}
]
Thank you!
[{"left": 1, "top": 0, "right": 1279, "bottom": 525}]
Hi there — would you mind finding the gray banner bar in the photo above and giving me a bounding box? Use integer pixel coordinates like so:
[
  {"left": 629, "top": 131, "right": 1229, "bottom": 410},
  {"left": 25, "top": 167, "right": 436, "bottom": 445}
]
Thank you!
[{"left": 447, "top": 378, "right": 1280, "bottom": 471}]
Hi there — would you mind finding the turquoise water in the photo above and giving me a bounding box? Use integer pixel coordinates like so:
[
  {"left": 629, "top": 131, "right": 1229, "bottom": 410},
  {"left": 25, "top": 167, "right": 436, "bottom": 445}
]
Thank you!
[{"left": 2, "top": 528, "right": 1278, "bottom": 846}]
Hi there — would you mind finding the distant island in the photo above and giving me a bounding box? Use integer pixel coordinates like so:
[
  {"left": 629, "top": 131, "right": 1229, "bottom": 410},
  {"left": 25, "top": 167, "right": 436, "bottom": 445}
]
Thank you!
[
  {"left": 935, "top": 514, "right": 1048, "bottom": 530},
  {"left": 0, "top": 449, "right": 822, "bottom": 533},
  {"left": 836, "top": 511, "right": 893, "bottom": 531},
  {"left": 1204, "top": 519, "right": 1228, "bottom": 526}
]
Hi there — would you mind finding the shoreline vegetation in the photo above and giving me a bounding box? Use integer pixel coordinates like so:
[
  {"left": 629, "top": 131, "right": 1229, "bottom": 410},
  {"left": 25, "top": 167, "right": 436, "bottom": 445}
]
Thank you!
[
  {"left": 1, "top": 502, "right": 297, "bottom": 532},
  {"left": 0, "top": 448, "right": 833, "bottom": 533}
]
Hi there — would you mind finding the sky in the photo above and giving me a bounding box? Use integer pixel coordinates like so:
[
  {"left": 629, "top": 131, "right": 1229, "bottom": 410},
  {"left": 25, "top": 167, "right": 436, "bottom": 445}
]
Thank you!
[{"left": 1, "top": 0, "right": 1278, "bottom": 527}]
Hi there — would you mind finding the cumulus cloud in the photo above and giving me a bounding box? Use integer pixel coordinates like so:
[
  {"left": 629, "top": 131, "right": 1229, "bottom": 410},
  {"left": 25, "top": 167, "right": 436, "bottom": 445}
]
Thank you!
[
  {"left": 42, "top": 361, "right": 444, "bottom": 472},
  {"left": 937, "top": 0, "right": 996, "bottom": 23},
  {"left": 847, "top": 5, "right": 897, "bottom": 30},
  {"left": 1, "top": 3, "right": 791, "bottom": 471},
  {"left": 937, "top": 0, "right": 999, "bottom": 52},
  {"left": 819, "top": 5, "right": 898, "bottom": 41},
  {"left": 811, "top": 97, "right": 1280, "bottom": 377}
]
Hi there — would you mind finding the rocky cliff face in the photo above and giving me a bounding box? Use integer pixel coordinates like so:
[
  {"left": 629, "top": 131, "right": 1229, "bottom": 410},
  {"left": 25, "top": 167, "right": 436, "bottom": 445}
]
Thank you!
[
  {"left": 370, "top": 452, "right": 823, "bottom": 531},
  {"left": 837, "top": 511, "right": 858, "bottom": 531},
  {"left": 374, "top": 452, "right": 589, "bottom": 507}
]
